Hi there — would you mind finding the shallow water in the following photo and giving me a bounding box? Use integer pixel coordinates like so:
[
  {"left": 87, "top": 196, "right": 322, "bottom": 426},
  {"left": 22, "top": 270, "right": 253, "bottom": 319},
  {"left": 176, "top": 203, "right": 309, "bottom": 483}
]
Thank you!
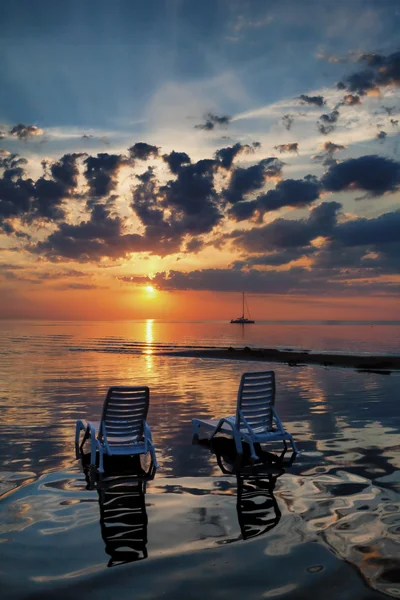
[{"left": 0, "top": 321, "right": 400, "bottom": 599}]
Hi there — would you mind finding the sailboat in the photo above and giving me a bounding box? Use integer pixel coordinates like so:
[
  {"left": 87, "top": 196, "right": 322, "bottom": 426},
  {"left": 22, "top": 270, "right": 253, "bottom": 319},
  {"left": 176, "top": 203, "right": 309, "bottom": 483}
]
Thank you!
[{"left": 230, "top": 292, "right": 255, "bottom": 324}]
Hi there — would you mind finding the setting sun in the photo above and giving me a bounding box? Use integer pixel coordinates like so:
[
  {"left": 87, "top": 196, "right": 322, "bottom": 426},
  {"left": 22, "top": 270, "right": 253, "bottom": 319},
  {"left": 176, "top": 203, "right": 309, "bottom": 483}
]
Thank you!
[{"left": 146, "top": 285, "right": 156, "bottom": 294}]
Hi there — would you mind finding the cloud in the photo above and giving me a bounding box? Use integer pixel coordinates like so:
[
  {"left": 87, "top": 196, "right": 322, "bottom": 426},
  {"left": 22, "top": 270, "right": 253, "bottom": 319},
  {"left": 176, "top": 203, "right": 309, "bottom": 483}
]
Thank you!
[
  {"left": 54, "top": 282, "right": 104, "bottom": 290},
  {"left": 341, "top": 94, "right": 361, "bottom": 106},
  {"left": 337, "top": 51, "right": 400, "bottom": 95},
  {"left": 223, "top": 158, "right": 283, "bottom": 204},
  {"left": 274, "top": 143, "right": 299, "bottom": 154},
  {"left": 229, "top": 178, "right": 323, "bottom": 222},
  {"left": 281, "top": 114, "right": 294, "bottom": 131},
  {"left": 215, "top": 142, "right": 260, "bottom": 169},
  {"left": 230, "top": 201, "right": 341, "bottom": 250},
  {"left": 84, "top": 152, "right": 130, "bottom": 197},
  {"left": 232, "top": 246, "right": 317, "bottom": 268},
  {"left": 312, "top": 141, "right": 346, "bottom": 166},
  {"left": 162, "top": 151, "right": 191, "bottom": 174},
  {"left": 317, "top": 110, "right": 340, "bottom": 135},
  {"left": 377, "top": 130, "right": 387, "bottom": 141},
  {"left": 195, "top": 113, "right": 231, "bottom": 131},
  {"left": 119, "top": 260, "right": 395, "bottom": 296},
  {"left": 321, "top": 155, "right": 400, "bottom": 196},
  {"left": 333, "top": 210, "right": 400, "bottom": 247},
  {"left": 390, "top": 118, "right": 399, "bottom": 127},
  {"left": 9, "top": 123, "right": 44, "bottom": 140},
  {"left": 128, "top": 142, "right": 160, "bottom": 160},
  {"left": 49, "top": 153, "right": 83, "bottom": 189},
  {"left": 158, "top": 159, "right": 222, "bottom": 235},
  {"left": 0, "top": 151, "right": 85, "bottom": 233},
  {"left": 297, "top": 94, "right": 326, "bottom": 107},
  {"left": 32, "top": 203, "right": 153, "bottom": 262}
]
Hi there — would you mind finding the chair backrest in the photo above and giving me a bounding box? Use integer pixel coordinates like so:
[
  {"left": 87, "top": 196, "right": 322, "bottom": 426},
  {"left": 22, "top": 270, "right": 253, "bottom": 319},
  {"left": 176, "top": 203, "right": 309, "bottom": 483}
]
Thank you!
[
  {"left": 236, "top": 371, "right": 275, "bottom": 432},
  {"left": 99, "top": 386, "right": 149, "bottom": 445}
]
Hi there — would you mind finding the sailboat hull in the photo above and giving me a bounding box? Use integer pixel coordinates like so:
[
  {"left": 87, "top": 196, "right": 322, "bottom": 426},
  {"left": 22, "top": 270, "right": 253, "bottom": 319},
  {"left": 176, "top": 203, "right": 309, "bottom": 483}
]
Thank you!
[{"left": 230, "top": 318, "right": 255, "bottom": 324}]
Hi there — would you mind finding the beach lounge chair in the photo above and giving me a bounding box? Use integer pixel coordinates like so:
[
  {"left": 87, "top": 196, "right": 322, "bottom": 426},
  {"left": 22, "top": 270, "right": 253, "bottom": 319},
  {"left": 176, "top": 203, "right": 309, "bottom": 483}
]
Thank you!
[
  {"left": 192, "top": 371, "right": 299, "bottom": 461},
  {"left": 75, "top": 386, "right": 158, "bottom": 473}
]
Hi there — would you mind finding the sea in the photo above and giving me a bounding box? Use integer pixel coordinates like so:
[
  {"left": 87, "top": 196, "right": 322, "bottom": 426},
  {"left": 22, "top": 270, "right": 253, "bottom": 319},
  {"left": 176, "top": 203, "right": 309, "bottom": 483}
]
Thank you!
[{"left": 0, "top": 320, "right": 399, "bottom": 599}]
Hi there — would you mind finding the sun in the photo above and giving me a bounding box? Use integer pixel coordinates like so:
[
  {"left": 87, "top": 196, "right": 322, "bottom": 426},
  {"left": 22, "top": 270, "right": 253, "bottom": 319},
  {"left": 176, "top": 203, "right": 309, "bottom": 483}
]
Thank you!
[{"left": 145, "top": 285, "right": 156, "bottom": 294}]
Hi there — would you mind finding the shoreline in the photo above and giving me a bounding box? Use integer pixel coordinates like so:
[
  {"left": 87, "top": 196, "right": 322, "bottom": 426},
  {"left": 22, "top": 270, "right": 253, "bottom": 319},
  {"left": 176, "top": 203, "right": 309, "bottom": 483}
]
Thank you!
[{"left": 154, "top": 347, "right": 400, "bottom": 372}]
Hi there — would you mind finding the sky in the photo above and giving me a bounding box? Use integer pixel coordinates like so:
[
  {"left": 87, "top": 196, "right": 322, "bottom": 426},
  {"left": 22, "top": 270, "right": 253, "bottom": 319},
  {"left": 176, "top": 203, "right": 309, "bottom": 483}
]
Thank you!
[{"left": 0, "top": 0, "right": 399, "bottom": 320}]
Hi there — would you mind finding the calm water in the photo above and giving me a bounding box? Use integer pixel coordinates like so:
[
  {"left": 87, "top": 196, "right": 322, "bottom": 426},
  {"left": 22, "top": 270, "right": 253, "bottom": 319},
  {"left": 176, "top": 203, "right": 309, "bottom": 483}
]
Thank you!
[{"left": 0, "top": 321, "right": 400, "bottom": 599}]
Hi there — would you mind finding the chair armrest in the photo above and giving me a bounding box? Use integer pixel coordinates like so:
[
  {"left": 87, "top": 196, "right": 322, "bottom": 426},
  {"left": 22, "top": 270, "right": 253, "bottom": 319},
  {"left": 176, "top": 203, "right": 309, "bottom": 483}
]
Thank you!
[
  {"left": 144, "top": 421, "right": 153, "bottom": 441},
  {"left": 272, "top": 407, "right": 285, "bottom": 433}
]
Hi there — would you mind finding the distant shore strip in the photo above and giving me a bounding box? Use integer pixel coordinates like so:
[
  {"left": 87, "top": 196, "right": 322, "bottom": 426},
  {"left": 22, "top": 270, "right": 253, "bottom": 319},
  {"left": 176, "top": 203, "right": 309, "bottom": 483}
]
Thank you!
[{"left": 154, "top": 347, "right": 400, "bottom": 373}]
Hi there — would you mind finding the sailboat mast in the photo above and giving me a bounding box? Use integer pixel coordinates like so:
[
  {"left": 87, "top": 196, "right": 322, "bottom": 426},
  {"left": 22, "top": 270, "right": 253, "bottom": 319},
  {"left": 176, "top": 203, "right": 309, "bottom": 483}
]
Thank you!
[{"left": 242, "top": 291, "right": 244, "bottom": 319}]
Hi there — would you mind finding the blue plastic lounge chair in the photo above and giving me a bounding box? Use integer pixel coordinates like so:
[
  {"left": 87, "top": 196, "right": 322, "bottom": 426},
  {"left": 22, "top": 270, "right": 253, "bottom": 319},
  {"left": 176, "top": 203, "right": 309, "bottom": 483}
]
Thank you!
[
  {"left": 192, "top": 371, "right": 299, "bottom": 460},
  {"left": 75, "top": 386, "right": 158, "bottom": 473}
]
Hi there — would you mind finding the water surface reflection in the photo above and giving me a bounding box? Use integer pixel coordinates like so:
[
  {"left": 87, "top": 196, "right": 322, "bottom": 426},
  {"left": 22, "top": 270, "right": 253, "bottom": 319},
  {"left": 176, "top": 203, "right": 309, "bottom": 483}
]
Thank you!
[{"left": 0, "top": 322, "right": 399, "bottom": 598}]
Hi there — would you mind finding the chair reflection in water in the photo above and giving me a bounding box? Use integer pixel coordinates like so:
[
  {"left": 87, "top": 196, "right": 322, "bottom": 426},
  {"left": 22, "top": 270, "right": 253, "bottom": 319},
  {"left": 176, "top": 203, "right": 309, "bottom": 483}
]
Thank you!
[
  {"left": 80, "top": 452, "right": 154, "bottom": 567},
  {"left": 212, "top": 437, "right": 289, "bottom": 542}
]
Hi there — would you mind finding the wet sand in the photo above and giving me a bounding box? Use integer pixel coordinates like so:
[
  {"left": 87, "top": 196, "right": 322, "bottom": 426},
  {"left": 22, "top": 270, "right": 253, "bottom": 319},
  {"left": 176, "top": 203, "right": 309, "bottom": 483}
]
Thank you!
[{"left": 155, "top": 347, "right": 400, "bottom": 372}]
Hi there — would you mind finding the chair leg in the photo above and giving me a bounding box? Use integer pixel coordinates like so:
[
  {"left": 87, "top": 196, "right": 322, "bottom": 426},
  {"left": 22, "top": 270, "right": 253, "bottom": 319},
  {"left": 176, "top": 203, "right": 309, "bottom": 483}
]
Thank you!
[
  {"left": 149, "top": 443, "right": 159, "bottom": 470},
  {"left": 289, "top": 435, "right": 300, "bottom": 455},
  {"left": 233, "top": 431, "right": 243, "bottom": 456},
  {"left": 280, "top": 440, "right": 288, "bottom": 460},
  {"left": 248, "top": 439, "right": 259, "bottom": 462},
  {"left": 75, "top": 421, "right": 86, "bottom": 459},
  {"left": 97, "top": 442, "right": 104, "bottom": 473}
]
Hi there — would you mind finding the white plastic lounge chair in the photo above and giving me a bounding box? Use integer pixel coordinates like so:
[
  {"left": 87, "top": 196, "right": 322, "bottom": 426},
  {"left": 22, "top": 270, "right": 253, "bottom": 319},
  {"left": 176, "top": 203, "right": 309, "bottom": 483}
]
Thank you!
[
  {"left": 75, "top": 386, "right": 158, "bottom": 473},
  {"left": 192, "top": 371, "right": 299, "bottom": 461}
]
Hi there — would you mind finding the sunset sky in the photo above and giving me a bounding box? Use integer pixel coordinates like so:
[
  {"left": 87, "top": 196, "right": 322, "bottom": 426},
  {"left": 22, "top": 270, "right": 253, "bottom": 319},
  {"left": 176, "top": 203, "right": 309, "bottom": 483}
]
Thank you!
[{"left": 0, "top": 0, "right": 399, "bottom": 320}]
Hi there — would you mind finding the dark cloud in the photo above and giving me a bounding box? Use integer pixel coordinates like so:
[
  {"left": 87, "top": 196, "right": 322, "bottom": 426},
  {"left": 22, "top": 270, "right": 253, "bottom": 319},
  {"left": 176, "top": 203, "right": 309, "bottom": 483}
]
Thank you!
[
  {"left": 118, "top": 267, "right": 311, "bottom": 294},
  {"left": 131, "top": 159, "right": 224, "bottom": 255},
  {"left": 9, "top": 123, "right": 44, "bottom": 140},
  {"left": 322, "top": 155, "right": 400, "bottom": 196},
  {"left": 0, "top": 152, "right": 83, "bottom": 231},
  {"left": 230, "top": 201, "right": 341, "bottom": 251},
  {"left": 232, "top": 246, "right": 317, "bottom": 268},
  {"left": 337, "top": 51, "right": 400, "bottom": 95},
  {"left": 229, "top": 178, "right": 323, "bottom": 222},
  {"left": 50, "top": 153, "right": 83, "bottom": 189},
  {"left": 312, "top": 141, "right": 346, "bottom": 166},
  {"left": 131, "top": 167, "right": 180, "bottom": 255},
  {"left": 128, "top": 142, "right": 160, "bottom": 160},
  {"left": 84, "top": 153, "right": 130, "bottom": 197},
  {"left": 334, "top": 210, "right": 400, "bottom": 247},
  {"left": 162, "top": 151, "right": 191, "bottom": 174},
  {"left": 0, "top": 154, "right": 34, "bottom": 231},
  {"left": 195, "top": 113, "right": 231, "bottom": 131},
  {"left": 33, "top": 203, "right": 152, "bottom": 262},
  {"left": 390, "top": 118, "right": 399, "bottom": 127},
  {"left": 159, "top": 159, "right": 222, "bottom": 235},
  {"left": 297, "top": 94, "right": 326, "bottom": 107},
  {"left": 215, "top": 142, "right": 260, "bottom": 169},
  {"left": 119, "top": 259, "right": 395, "bottom": 296},
  {"left": 317, "top": 110, "right": 340, "bottom": 135},
  {"left": 377, "top": 130, "right": 387, "bottom": 141},
  {"left": 54, "top": 282, "right": 104, "bottom": 291},
  {"left": 223, "top": 158, "right": 283, "bottom": 204},
  {"left": 274, "top": 143, "right": 298, "bottom": 154},
  {"left": 282, "top": 114, "right": 294, "bottom": 131}
]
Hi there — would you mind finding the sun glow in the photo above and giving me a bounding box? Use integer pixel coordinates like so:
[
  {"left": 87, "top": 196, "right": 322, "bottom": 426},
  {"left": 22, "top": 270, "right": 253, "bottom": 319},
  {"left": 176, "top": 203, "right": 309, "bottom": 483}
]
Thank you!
[{"left": 145, "top": 285, "right": 156, "bottom": 294}]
